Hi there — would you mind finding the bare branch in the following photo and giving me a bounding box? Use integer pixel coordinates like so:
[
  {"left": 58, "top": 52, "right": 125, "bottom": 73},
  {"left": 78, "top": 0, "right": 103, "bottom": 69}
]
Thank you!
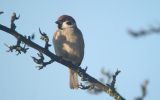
[
  {"left": 128, "top": 25, "right": 160, "bottom": 38},
  {"left": 135, "top": 80, "right": 149, "bottom": 100},
  {"left": 88, "top": 68, "right": 121, "bottom": 95},
  {"left": 0, "top": 13, "right": 125, "bottom": 100},
  {"left": 79, "top": 83, "right": 93, "bottom": 90},
  {"left": 31, "top": 52, "right": 55, "bottom": 69},
  {"left": 0, "top": 11, "right": 4, "bottom": 15},
  {"left": 11, "top": 12, "right": 20, "bottom": 30},
  {"left": 39, "top": 28, "right": 51, "bottom": 49},
  {"left": 4, "top": 39, "right": 29, "bottom": 55},
  {"left": 110, "top": 70, "right": 121, "bottom": 90}
]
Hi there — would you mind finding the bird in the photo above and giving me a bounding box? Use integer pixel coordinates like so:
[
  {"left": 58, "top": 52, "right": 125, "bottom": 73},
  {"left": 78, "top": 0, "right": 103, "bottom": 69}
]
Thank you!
[{"left": 53, "top": 15, "right": 84, "bottom": 89}]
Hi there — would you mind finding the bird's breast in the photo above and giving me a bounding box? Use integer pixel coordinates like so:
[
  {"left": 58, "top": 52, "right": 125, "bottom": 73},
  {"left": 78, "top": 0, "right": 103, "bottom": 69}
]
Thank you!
[
  {"left": 57, "top": 29, "right": 80, "bottom": 55},
  {"left": 53, "top": 28, "right": 84, "bottom": 65}
]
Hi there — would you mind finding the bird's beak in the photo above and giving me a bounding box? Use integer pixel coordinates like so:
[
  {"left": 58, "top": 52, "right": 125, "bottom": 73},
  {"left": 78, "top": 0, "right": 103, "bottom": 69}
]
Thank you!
[
  {"left": 55, "top": 20, "right": 62, "bottom": 24},
  {"left": 55, "top": 20, "right": 63, "bottom": 29},
  {"left": 55, "top": 20, "right": 59, "bottom": 24}
]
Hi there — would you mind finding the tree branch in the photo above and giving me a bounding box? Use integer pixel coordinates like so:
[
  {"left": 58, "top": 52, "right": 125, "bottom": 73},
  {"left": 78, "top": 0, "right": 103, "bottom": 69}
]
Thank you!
[
  {"left": 0, "top": 13, "right": 125, "bottom": 100},
  {"left": 128, "top": 25, "right": 160, "bottom": 38},
  {"left": 135, "top": 80, "right": 149, "bottom": 100},
  {"left": 0, "top": 11, "right": 4, "bottom": 15}
]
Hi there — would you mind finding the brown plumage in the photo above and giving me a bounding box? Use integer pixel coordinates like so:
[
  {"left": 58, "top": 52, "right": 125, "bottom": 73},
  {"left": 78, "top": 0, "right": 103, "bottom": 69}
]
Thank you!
[{"left": 53, "top": 15, "right": 84, "bottom": 89}]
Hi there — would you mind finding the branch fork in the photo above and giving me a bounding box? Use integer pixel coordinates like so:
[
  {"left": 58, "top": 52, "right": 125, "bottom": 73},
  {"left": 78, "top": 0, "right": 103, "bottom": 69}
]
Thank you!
[
  {"left": 4, "top": 39, "right": 29, "bottom": 55},
  {"left": 31, "top": 52, "right": 55, "bottom": 70}
]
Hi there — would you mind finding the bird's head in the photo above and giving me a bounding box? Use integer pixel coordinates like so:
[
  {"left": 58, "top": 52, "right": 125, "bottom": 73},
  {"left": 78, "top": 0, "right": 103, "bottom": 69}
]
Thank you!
[{"left": 55, "top": 15, "right": 77, "bottom": 30}]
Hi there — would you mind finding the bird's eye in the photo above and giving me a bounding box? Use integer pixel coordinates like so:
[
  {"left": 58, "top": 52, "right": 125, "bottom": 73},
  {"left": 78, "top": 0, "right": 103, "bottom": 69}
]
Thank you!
[{"left": 66, "top": 21, "right": 72, "bottom": 25}]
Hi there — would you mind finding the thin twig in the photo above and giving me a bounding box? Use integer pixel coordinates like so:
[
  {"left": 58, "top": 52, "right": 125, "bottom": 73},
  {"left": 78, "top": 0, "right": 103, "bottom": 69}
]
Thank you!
[
  {"left": 110, "top": 70, "right": 121, "bottom": 90},
  {"left": 0, "top": 11, "right": 4, "bottom": 15},
  {"left": 128, "top": 25, "right": 160, "bottom": 38},
  {"left": 135, "top": 80, "right": 149, "bottom": 100}
]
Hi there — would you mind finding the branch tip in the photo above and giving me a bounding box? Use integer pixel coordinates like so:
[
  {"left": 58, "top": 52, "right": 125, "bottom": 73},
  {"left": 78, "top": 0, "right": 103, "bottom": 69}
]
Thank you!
[
  {"left": 0, "top": 11, "right": 4, "bottom": 15},
  {"left": 39, "top": 28, "right": 51, "bottom": 49},
  {"left": 135, "top": 80, "right": 149, "bottom": 100},
  {"left": 79, "top": 83, "right": 92, "bottom": 90},
  {"left": 10, "top": 12, "right": 20, "bottom": 30},
  {"left": 129, "top": 25, "right": 160, "bottom": 38},
  {"left": 110, "top": 69, "right": 121, "bottom": 89}
]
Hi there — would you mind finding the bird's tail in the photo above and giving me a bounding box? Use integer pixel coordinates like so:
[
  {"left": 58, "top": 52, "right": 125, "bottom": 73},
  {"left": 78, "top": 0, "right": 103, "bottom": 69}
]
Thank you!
[{"left": 69, "top": 69, "right": 79, "bottom": 89}]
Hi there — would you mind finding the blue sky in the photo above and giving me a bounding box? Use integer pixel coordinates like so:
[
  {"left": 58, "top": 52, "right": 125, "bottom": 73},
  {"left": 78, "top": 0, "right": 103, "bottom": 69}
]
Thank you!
[{"left": 0, "top": 0, "right": 160, "bottom": 100}]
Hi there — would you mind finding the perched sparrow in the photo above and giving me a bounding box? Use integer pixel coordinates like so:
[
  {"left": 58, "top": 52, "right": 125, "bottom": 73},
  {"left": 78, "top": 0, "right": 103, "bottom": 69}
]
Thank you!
[{"left": 53, "top": 15, "right": 85, "bottom": 89}]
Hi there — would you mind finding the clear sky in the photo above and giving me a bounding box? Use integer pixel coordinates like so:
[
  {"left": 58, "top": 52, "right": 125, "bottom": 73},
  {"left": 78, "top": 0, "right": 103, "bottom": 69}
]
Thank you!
[{"left": 0, "top": 0, "right": 160, "bottom": 100}]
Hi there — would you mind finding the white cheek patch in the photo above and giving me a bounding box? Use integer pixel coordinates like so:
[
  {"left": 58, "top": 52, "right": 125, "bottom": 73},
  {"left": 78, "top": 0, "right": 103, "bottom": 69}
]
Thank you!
[
  {"left": 62, "top": 21, "right": 75, "bottom": 29},
  {"left": 62, "top": 22, "right": 68, "bottom": 28}
]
